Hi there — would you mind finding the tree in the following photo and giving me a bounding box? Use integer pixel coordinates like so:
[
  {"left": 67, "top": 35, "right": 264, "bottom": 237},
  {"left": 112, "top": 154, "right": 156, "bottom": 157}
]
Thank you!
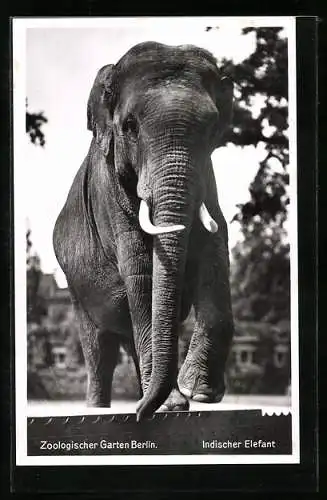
[
  {"left": 26, "top": 100, "right": 48, "bottom": 323},
  {"left": 212, "top": 27, "right": 290, "bottom": 328},
  {"left": 219, "top": 27, "right": 289, "bottom": 223},
  {"left": 26, "top": 99, "right": 48, "bottom": 147},
  {"left": 26, "top": 229, "right": 47, "bottom": 324}
]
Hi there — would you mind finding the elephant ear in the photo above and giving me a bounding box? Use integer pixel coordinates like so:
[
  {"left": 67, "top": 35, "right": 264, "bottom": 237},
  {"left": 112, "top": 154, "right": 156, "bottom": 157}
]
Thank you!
[
  {"left": 87, "top": 64, "right": 115, "bottom": 155},
  {"left": 214, "top": 75, "right": 234, "bottom": 146}
]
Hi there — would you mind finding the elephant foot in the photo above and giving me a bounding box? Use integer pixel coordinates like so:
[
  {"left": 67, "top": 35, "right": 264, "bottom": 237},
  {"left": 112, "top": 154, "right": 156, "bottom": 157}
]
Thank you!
[
  {"left": 158, "top": 388, "right": 190, "bottom": 412},
  {"left": 179, "top": 386, "right": 225, "bottom": 403},
  {"left": 178, "top": 361, "right": 226, "bottom": 403}
]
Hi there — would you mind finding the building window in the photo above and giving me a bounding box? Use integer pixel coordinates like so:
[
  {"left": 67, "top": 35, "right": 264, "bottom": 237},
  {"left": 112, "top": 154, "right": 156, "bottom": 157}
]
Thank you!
[
  {"left": 273, "top": 345, "right": 288, "bottom": 368},
  {"left": 52, "top": 346, "right": 67, "bottom": 369},
  {"left": 233, "top": 345, "right": 256, "bottom": 367}
]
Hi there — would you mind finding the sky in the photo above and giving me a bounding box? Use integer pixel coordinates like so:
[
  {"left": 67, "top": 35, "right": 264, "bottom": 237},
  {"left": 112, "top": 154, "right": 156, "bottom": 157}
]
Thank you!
[{"left": 18, "top": 17, "right": 291, "bottom": 288}]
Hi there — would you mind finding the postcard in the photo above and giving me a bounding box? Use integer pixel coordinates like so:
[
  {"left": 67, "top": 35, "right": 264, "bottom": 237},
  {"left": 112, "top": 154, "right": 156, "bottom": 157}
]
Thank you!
[{"left": 13, "top": 16, "right": 299, "bottom": 466}]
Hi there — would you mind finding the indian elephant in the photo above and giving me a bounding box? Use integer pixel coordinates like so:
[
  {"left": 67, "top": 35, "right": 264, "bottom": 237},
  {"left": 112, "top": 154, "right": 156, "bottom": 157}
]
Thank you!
[{"left": 53, "top": 41, "right": 235, "bottom": 421}]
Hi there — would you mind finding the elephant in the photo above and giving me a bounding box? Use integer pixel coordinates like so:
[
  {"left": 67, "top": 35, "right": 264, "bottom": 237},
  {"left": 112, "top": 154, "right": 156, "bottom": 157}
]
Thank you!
[{"left": 53, "top": 41, "right": 235, "bottom": 421}]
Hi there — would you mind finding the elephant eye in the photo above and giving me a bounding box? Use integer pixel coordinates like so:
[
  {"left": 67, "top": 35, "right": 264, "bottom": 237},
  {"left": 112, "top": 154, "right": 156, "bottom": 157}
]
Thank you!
[{"left": 122, "top": 114, "right": 139, "bottom": 137}]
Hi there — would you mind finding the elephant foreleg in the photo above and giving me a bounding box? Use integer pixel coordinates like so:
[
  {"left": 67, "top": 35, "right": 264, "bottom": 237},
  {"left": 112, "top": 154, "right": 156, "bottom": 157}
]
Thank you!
[
  {"left": 156, "top": 325, "right": 189, "bottom": 411},
  {"left": 125, "top": 275, "right": 189, "bottom": 412},
  {"left": 74, "top": 305, "right": 121, "bottom": 407},
  {"left": 124, "top": 274, "right": 153, "bottom": 394},
  {"left": 178, "top": 232, "right": 234, "bottom": 403}
]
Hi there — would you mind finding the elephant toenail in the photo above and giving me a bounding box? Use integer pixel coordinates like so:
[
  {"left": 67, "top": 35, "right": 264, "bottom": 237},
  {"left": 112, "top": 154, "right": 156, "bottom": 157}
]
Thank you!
[{"left": 178, "top": 386, "right": 192, "bottom": 398}]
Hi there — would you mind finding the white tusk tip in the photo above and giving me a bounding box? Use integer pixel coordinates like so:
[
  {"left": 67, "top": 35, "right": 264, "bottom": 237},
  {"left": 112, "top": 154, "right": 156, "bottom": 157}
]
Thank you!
[
  {"left": 210, "top": 221, "right": 218, "bottom": 233},
  {"left": 199, "top": 203, "right": 219, "bottom": 234}
]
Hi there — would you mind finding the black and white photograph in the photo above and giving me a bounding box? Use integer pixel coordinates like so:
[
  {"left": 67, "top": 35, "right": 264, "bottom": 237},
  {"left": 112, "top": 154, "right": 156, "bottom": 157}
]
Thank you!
[{"left": 13, "top": 16, "right": 299, "bottom": 465}]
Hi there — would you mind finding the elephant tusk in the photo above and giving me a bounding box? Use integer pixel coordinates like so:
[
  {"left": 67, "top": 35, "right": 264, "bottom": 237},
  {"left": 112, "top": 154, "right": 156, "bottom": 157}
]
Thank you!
[
  {"left": 139, "top": 200, "right": 186, "bottom": 235},
  {"left": 199, "top": 203, "right": 218, "bottom": 233}
]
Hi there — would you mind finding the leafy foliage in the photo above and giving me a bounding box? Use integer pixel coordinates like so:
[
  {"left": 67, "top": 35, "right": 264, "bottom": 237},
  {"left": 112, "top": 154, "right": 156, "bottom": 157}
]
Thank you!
[
  {"left": 26, "top": 229, "right": 47, "bottom": 324},
  {"left": 220, "top": 27, "right": 289, "bottom": 224},
  {"left": 26, "top": 100, "right": 48, "bottom": 321},
  {"left": 231, "top": 219, "right": 290, "bottom": 324},
  {"left": 26, "top": 100, "right": 48, "bottom": 147},
  {"left": 216, "top": 27, "right": 290, "bottom": 329}
]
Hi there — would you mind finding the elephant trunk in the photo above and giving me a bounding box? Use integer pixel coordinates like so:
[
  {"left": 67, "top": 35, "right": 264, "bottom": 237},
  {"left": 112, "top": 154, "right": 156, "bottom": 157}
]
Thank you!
[{"left": 136, "top": 155, "right": 196, "bottom": 420}]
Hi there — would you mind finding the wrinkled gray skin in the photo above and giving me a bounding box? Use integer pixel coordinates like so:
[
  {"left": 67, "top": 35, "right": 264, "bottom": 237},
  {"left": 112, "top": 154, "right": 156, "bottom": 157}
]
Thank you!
[{"left": 53, "top": 41, "right": 234, "bottom": 421}]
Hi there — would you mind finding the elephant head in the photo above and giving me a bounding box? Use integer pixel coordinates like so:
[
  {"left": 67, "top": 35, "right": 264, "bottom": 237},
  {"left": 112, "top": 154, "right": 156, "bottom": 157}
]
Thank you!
[{"left": 87, "top": 42, "right": 233, "bottom": 418}]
